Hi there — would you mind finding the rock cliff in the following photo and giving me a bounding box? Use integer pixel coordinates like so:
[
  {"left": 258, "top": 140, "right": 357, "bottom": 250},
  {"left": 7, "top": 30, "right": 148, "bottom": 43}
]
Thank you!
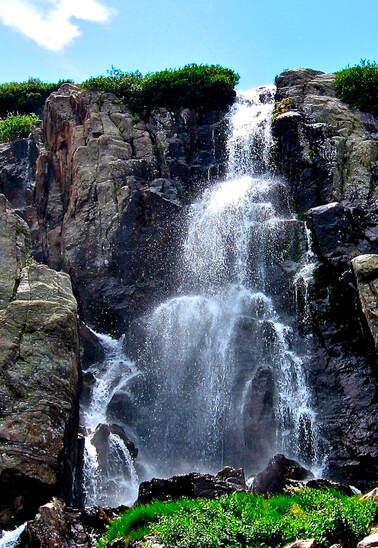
[
  {"left": 272, "top": 69, "right": 378, "bottom": 488},
  {"left": 0, "top": 195, "right": 79, "bottom": 527},
  {"left": 0, "top": 69, "right": 376, "bottom": 532}
]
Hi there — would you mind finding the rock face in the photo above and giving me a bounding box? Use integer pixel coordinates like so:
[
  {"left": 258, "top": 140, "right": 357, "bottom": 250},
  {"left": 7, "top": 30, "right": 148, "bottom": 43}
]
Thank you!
[
  {"left": 137, "top": 467, "right": 246, "bottom": 505},
  {"left": 28, "top": 83, "right": 227, "bottom": 335},
  {"left": 24, "top": 498, "right": 119, "bottom": 548},
  {"left": 252, "top": 454, "right": 313, "bottom": 494},
  {"left": 0, "top": 195, "right": 79, "bottom": 527},
  {"left": 352, "top": 254, "right": 378, "bottom": 352},
  {"left": 273, "top": 69, "right": 378, "bottom": 489}
]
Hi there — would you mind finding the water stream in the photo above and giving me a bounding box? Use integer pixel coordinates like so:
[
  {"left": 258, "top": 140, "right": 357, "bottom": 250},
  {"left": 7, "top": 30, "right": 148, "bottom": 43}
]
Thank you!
[{"left": 81, "top": 86, "right": 322, "bottom": 506}]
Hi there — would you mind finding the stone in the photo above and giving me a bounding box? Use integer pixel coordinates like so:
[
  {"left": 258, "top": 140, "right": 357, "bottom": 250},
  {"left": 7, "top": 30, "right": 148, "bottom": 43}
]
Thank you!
[
  {"left": 305, "top": 478, "right": 354, "bottom": 496},
  {"left": 352, "top": 255, "right": 378, "bottom": 353},
  {"left": 0, "top": 196, "right": 79, "bottom": 527},
  {"left": 360, "top": 487, "right": 378, "bottom": 501},
  {"left": 137, "top": 467, "right": 246, "bottom": 505},
  {"left": 357, "top": 533, "right": 378, "bottom": 548},
  {"left": 284, "top": 540, "right": 316, "bottom": 548},
  {"left": 24, "top": 497, "right": 119, "bottom": 547},
  {"left": 252, "top": 454, "right": 313, "bottom": 494},
  {"left": 273, "top": 68, "right": 378, "bottom": 490},
  {"left": 131, "top": 536, "right": 165, "bottom": 548},
  {"left": 31, "top": 83, "right": 228, "bottom": 335}
]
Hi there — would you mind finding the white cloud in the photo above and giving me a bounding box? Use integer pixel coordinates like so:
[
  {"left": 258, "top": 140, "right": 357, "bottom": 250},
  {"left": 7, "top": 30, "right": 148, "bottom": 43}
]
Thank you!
[{"left": 0, "top": 0, "right": 115, "bottom": 51}]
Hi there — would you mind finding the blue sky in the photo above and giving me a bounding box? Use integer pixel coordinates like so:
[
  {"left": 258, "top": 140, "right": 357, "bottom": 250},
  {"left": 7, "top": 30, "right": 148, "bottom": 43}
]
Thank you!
[{"left": 0, "top": 0, "right": 377, "bottom": 90}]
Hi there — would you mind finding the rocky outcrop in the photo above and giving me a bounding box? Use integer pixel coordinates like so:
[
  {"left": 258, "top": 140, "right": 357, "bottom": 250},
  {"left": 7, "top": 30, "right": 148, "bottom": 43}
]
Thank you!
[
  {"left": 352, "top": 254, "right": 378, "bottom": 352},
  {"left": 273, "top": 69, "right": 378, "bottom": 489},
  {"left": 26, "top": 83, "right": 227, "bottom": 335},
  {"left": 24, "top": 498, "right": 120, "bottom": 548},
  {"left": 137, "top": 467, "right": 246, "bottom": 505},
  {"left": 0, "top": 195, "right": 79, "bottom": 527},
  {"left": 252, "top": 454, "right": 313, "bottom": 494}
]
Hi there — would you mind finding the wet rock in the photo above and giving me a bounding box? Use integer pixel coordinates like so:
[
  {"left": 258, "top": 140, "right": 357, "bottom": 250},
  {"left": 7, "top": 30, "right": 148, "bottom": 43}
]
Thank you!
[
  {"left": 305, "top": 478, "right": 354, "bottom": 496},
  {"left": 106, "top": 392, "right": 134, "bottom": 424},
  {"left": 216, "top": 466, "right": 246, "bottom": 487},
  {"left": 357, "top": 533, "right": 378, "bottom": 548},
  {"left": 252, "top": 454, "right": 313, "bottom": 494},
  {"left": 91, "top": 424, "right": 138, "bottom": 469},
  {"left": 24, "top": 497, "right": 119, "bottom": 548},
  {"left": 0, "top": 195, "right": 79, "bottom": 528},
  {"left": 273, "top": 68, "right": 378, "bottom": 489},
  {"left": 79, "top": 322, "right": 105, "bottom": 369},
  {"left": 352, "top": 254, "right": 378, "bottom": 353},
  {"left": 243, "top": 366, "right": 275, "bottom": 471},
  {"left": 31, "top": 84, "right": 228, "bottom": 335},
  {"left": 138, "top": 467, "right": 246, "bottom": 505}
]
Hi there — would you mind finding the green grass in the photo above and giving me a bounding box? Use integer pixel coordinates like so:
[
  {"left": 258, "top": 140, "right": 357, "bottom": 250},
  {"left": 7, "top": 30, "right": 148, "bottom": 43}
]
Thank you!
[
  {"left": 98, "top": 489, "right": 378, "bottom": 548},
  {"left": 82, "top": 64, "right": 239, "bottom": 113},
  {"left": 335, "top": 59, "right": 378, "bottom": 116},
  {"left": 0, "top": 113, "right": 40, "bottom": 143},
  {"left": 0, "top": 78, "right": 73, "bottom": 117}
]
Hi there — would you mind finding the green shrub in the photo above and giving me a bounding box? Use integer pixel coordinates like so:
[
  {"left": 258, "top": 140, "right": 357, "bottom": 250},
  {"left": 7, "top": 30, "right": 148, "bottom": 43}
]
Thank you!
[
  {"left": 0, "top": 78, "right": 72, "bottom": 117},
  {"left": 82, "top": 64, "right": 239, "bottom": 112},
  {"left": 335, "top": 60, "right": 378, "bottom": 116},
  {"left": 98, "top": 489, "right": 377, "bottom": 548},
  {"left": 0, "top": 113, "right": 40, "bottom": 143}
]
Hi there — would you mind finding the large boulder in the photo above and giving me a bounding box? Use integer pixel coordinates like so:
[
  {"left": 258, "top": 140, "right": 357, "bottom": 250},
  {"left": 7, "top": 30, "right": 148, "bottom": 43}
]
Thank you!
[
  {"left": 252, "top": 454, "right": 313, "bottom": 494},
  {"left": 0, "top": 195, "right": 79, "bottom": 527},
  {"left": 24, "top": 498, "right": 120, "bottom": 548},
  {"left": 137, "top": 467, "right": 246, "bottom": 505}
]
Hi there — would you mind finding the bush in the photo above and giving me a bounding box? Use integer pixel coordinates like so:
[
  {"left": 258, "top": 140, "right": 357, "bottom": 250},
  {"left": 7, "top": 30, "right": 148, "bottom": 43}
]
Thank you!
[
  {"left": 335, "top": 60, "right": 378, "bottom": 116},
  {"left": 0, "top": 78, "right": 72, "bottom": 117},
  {"left": 98, "top": 489, "right": 378, "bottom": 548},
  {"left": 82, "top": 64, "right": 239, "bottom": 112},
  {"left": 0, "top": 113, "right": 40, "bottom": 143}
]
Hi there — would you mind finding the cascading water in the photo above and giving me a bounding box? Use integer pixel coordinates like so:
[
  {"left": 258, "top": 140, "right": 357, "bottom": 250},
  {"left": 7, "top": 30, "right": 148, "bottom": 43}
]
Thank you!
[
  {"left": 81, "top": 86, "right": 323, "bottom": 505},
  {"left": 81, "top": 332, "right": 139, "bottom": 506}
]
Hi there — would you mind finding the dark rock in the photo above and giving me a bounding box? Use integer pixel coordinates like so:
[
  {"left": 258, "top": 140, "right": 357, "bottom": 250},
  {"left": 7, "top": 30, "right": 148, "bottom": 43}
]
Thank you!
[
  {"left": 29, "top": 84, "right": 228, "bottom": 335},
  {"left": 79, "top": 322, "right": 105, "bottom": 369},
  {"left": 24, "top": 497, "right": 119, "bottom": 548},
  {"left": 273, "top": 68, "right": 378, "bottom": 489},
  {"left": 305, "top": 478, "right": 355, "bottom": 496},
  {"left": 138, "top": 467, "right": 246, "bottom": 505},
  {"left": 252, "top": 454, "right": 313, "bottom": 494},
  {"left": 106, "top": 392, "right": 134, "bottom": 424}
]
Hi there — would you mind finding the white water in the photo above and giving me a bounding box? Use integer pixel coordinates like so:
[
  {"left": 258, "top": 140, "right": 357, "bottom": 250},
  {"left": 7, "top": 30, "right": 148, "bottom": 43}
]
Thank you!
[
  {"left": 81, "top": 85, "right": 322, "bottom": 505},
  {"left": 0, "top": 524, "right": 26, "bottom": 548},
  {"left": 81, "top": 332, "right": 139, "bottom": 506}
]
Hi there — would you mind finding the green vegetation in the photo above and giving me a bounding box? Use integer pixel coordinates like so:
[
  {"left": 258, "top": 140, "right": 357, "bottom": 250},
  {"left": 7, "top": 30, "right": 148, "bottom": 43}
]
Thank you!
[
  {"left": 82, "top": 64, "right": 239, "bottom": 112},
  {"left": 0, "top": 113, "right": 40, "bottom": 143},
  {"left": 0, "top": 78, "right": 72, "bottom": 117},
  {"left": 98, "top": 489, "right": 378, "bottom": 548},
  {"left": 273, "top": 98, "right": 295, "bottom": 120},
  {"left": 335, "top": 60, "right": 378, "bottom": 116}
]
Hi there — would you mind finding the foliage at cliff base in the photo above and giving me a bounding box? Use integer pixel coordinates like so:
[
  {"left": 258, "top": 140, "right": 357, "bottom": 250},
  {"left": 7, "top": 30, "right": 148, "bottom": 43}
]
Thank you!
[{"left": 98, "top": 489, "right": 378, "bottom": 548}]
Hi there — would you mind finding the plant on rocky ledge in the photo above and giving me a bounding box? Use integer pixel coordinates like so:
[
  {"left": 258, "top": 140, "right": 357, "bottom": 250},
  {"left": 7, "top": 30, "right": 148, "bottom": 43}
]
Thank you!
[
  {"left": 335, "top": 59, "right": 378, "bottom": 116},
  {"left": 98, "top": 489, "right": 378, "bottom": 548},
  {"left": 0, "top": 78, "right": 73, "bottom": 117},
  {"left": 82, "top": 64, "right": 240, "bottom": 113},
  {"left": 0, "top": 113, "right": 40, "bottom": 143}
]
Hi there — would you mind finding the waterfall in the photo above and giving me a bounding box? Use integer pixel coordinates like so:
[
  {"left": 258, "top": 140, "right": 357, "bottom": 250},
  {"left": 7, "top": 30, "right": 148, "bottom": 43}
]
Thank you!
[
  {"left": 81, "top": 332, "right": 140, "bottom": 506},
  {"left": 81, "top": 85, "right": 323, "bottom": 505},
  {"left": 0, "top": 524, "right": 26, "bottom": 548}
]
